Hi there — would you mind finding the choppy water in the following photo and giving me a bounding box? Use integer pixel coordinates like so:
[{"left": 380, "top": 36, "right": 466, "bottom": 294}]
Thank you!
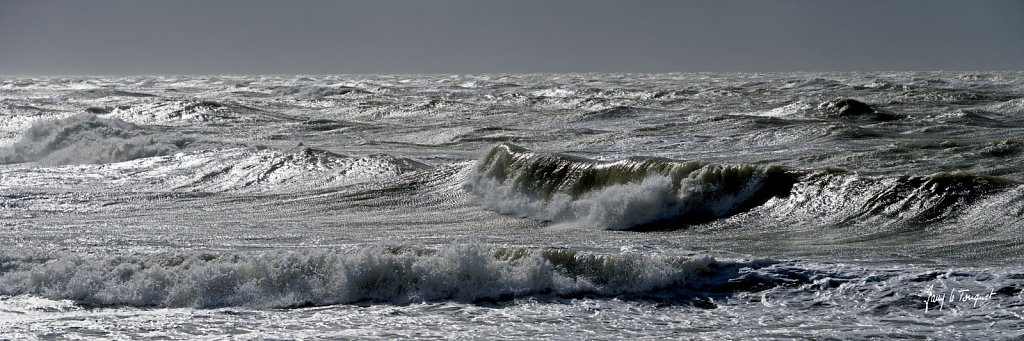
[{"left": 2, "top": 72, "right": 1023, "bottom": 339}]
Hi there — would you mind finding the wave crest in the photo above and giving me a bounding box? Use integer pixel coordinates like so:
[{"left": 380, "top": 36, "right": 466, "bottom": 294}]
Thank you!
[
  {"left": 0, "top": 114, "right": 191, "bottom": 165},
  {"left": 0, "top": 245, "right": 780, "bottom": 308},
  {"left": 466, "top": 144, "right": 795, "bottom": 230}
]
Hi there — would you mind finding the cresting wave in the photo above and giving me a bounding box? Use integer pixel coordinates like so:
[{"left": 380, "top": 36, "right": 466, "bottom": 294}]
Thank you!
[
  {"left": 466, "top": 144, "right": 1024, "bottom": 233},
  {"left": 466, "top": 143, "right": 795, "bottom": 230},
  {"left": 0, "top": 245, "right": 780, "bottom": 308},
  {"left": 0, "top": 113, "right": 191, "bottom": 165}
]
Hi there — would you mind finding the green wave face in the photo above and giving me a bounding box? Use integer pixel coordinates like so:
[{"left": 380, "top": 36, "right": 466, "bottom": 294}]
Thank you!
[{"left": 467, "top": 143, "right": 795, "bottom": 230}]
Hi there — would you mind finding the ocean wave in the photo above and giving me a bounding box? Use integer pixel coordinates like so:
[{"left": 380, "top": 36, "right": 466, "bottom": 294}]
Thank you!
[
  {"left": 0, "top": 114, "right": 191, "bottom": 165},
  {"left": 466, "top": 144, "right": 795, "bottom": 230},
  {"left": 744, "top": 98, "right": 901, "bottom": 122},
  {"left": 73, "top": 88, "right": 157, "bottom": 99},
  {"left": 105, "top": 99, "right": 274, "bottom": 126},
  {"left": 169, "top": 147, "right": 430, "bottom": 193},
  {"left": 0, "top": 245, "right": 782, "bottom": 308},
  {"left": 761, "top": 171, "right": 1024, "bottom": 229},
  {"left": 894, "top": 89, "right": 1005, "bottom": 105},
  {"left": 848, "top": 172, "right": 1017, "bottom": 224},
  {"left": 816, "top": 99, "right": 902, "bottom": 121},
  {"left": 979, "top": 139, "right": 1021, "bottom": 158},
  {"left": 577, "top": 106, "right": 645, "bottom": 120},
  {"left": 986, "top": 98, "right": 1024, "bottom": 118},
  {"left": 780, "top": 78, "right": 848, "bottom": 89},
  {"left": 268, "top": 85, "right": 368, "bottom": 98},
  {"left": 465, "top": 144, "right": 1023, "bottom": 232},
  {"left": 922, "top": 109, "right": 1010, "bottom": 127}
]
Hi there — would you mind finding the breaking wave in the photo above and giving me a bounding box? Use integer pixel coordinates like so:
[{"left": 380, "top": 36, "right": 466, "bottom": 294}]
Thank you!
[
  {"left": 0, "top": 245, "right": 783, "bottom": 308},
  {"left": 465, "top": 144, "right": 1024, "bottom": 233},
  {"left": 0, "top": 114, "right": 191, "bottom": 165},
  {"left": 466, "top": 144, "right": 795, "bottom": 230}
]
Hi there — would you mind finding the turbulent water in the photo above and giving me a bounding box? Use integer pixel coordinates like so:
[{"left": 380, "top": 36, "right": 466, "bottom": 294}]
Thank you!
[{"left": 1, "top": 72, "right": 1023, "bottom": 339}]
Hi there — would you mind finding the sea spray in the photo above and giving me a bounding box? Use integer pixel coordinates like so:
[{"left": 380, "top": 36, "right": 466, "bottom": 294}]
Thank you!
[
  {"left": 0, "top": 113, "right": 191, "bottom": 165},
  {"left": 466, "top": 143, "right": 795, "bottom": 229},
  {"left": 0, "top": 245, "right": 776, "bottom": 308}
]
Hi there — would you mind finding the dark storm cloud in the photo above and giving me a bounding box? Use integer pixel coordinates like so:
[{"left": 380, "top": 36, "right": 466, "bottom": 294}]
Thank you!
[{"left": 0, "top": 0, "right": 1021, "bottom": 74}]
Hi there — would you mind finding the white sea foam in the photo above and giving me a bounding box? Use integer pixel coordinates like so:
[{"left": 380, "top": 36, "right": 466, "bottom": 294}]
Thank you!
[
  {"left": 0, "top": 113, "right": 191, "bottom": 165},
  {"left": 0, "top": 245, "right": 732, "bottom": 308},
  {"left": 467, "top": 144, "right": 792, "bottom": 229}
]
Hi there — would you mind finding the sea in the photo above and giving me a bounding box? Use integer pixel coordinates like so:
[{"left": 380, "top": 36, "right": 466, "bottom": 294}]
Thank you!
[{"left": 1, "top": 72, "right": 1023, "bottom": 339}]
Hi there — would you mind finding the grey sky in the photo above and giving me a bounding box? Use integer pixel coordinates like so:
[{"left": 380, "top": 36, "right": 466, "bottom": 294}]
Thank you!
[{"left": 1, "top": 0, "right": 1022, "bottom": 74}]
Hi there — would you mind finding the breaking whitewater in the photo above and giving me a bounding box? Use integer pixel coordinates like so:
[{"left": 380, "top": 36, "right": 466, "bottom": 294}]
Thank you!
[{"left": 1, "top": 72, "right": 1023, "bottom": 339}]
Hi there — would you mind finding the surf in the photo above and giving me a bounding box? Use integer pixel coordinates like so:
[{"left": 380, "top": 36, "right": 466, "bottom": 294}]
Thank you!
[{"left": 466, "top": 143, "right": 795, "bottom": 230}]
